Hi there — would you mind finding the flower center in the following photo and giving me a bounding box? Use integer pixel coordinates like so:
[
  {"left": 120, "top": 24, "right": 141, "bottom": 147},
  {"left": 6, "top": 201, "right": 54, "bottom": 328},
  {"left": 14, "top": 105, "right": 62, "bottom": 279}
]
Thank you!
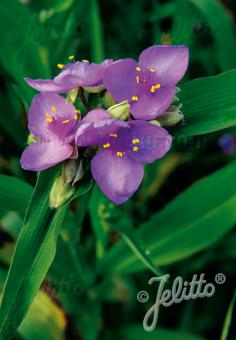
[
  {"left": 131, "top": 66, "right": 161, "bottom": 102},
  {"left": 102, "top": 136, "right": 140, "bottom": 156},
  {"left": 44, "top": 107, "right": 80, "bottom": 125}
]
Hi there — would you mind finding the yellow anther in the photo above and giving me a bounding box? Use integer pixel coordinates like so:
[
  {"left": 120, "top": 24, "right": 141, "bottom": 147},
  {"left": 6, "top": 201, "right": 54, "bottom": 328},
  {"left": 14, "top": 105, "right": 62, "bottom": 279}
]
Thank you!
[
  {"left": 46, "top": 118, "right": 53, "bottom": 123},
  {"left": 52, "top": 106, "right": 56, "bottom": 112},
  {"left": 132, "top": 96, "right": 139, "bottom": 101},
  {"left": 133, "top": 146, "right": 139, "bottom": 152},
  {"left": 68, "top": 55, "right": 75, "bottom": 60},
  {"left": 109, "top": 133, "right": 118, "bottom": 138},
  {"left": 136, "top": 75, "right": 140, "bottom": 83},
  {"left": 57, "top": 64, "right": 64, "bottom": 69},
  {"left": 82, "top": 59, "right": 89, "bottom": 62},
  {"left": 136, "top": 66, "right": 141, "bottom": 71},
  {"left": 45, "top": 113, "right": 51, "bottom": 117},
  {"left": 132, "top": 138, "right": 140, "bottom": 144},
  {"left": 73, "top": 114, "right": 79, "bottom": 120},
  {"left": 150, "top": 68, "right": 155, "bottom": 72},
  {"left": 155, "top": 83, "right": 161, "bottom": 89},
  {"left": 117, "top": 151, "right": 124, "bottom": 157},
  {"left": 151, "top": 85, "right": 156, "bottom": 93},
  {"left": 62, "top": 119, "right": 70, "bottom": 124},
  {"left": 74, "top": 109, "right": 81, "bottom": 114},
  {"left": 103, "top": 143, "right": 110, "bottom": 149}
]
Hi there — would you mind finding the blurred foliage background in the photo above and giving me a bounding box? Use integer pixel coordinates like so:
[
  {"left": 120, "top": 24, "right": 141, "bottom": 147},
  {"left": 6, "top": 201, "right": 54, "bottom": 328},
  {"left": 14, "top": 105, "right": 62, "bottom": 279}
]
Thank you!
[{"left": 0, "top": 0, "right": 236, "bottom": 339}]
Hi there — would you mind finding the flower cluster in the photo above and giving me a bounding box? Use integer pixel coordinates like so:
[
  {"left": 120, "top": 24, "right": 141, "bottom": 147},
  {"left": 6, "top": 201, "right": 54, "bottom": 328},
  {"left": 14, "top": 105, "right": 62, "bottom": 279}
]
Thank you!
[{"left": 20, "top": 45, "right": 189, "bottom": 204}]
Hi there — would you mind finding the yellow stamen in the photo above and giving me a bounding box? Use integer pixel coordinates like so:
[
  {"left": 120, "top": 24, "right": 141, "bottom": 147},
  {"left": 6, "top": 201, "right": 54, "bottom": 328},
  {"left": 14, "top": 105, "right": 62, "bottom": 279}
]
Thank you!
[
  {"left": 74, "top": 109, "right": 81, "bottom": 114},
  {"left": 136, "top": 75, "right": 140, "bottom": 83},
  {"left": 46, "top": 118, "right": 53, "bottom": 123},
  {"left": 52, "top": 106, "right": 56, "bottom": 112},
  {"left": 133, "top": 146, "right": 139, "bottom": 152},
  {"left": 103, "top": 143, "right": 110, "bottom": 149},
  {"left": 62, "top": 119, "right": 70, "bottom": 124},
  {"left": 155, "top": 83, "right": 161, "bottom": 89},
  {"left": 57, "top": 63, "right": 64, "bottom": 69},
  {"left": 68, "top": 55, "right": 75, "bottom": 60},
  {"left": 136, "top": 66, "right": 141, "bottom": 71},
  {"left": 109, "top": 133, "right": 118, "bottom": 138},
  {"left": 132, "top": 138, "right": 140, "bottom": 144},
  {"left": 150, "top": 68, "right": 155, "bottom": 72},
  {"left": 73, "top": 114, "right": 79, "bottom": 120},
  {"left": 117, "top": 151, "right": 124, "bottom": 157},
  {"left": 45, "top": 113, "right": 51, "bottom": 117},
  {"left": 151, "top": 85, "right": 156, "bottom": 93},
  {"left": 82, "top": 59, "right": 89, "bottom": 62},
  {"left": 132, "top": 96, "right": 139, "bottom": 101}
]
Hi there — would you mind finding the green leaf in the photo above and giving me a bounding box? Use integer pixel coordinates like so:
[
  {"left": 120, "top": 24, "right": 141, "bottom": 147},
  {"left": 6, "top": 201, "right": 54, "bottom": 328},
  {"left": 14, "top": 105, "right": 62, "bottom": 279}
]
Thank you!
[
  {"left": 89, "top": 0, "right": 105, "bottom": 62},
  {"left": 0, "top": 166, "right": 93, "bottom": 338},
  {"left": 176, "top": 69, "right": 236, "bottom": 136},
  {"left": 0, "top": 167, "right": 61, "bottom": 338},
  {"left": 189, "top": 0, "right": 236, "bottom": 72},
  {"left": 99, "top": 161, "right": 236, "bottom": 274},
  {"left": 220, "top": 290, "right": 236, "bottom": 340},
  {"left": 0, "top": 175, "right": 33, "bottom": 216},
  {"left": 0, "top": 0, "right": 51, "bottom": 104}
]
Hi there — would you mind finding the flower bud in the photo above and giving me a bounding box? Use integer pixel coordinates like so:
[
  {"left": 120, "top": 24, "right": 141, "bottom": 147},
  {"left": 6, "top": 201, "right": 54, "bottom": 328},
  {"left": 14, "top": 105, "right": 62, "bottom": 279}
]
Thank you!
[
  {"left": 66, "top": 88, "right": 79, "bottom": 104},
  {"left": 107, "top": 100, "right": 130, "bottom": 120},
  {"left": 83, "top": 84, "right": 105, "bottom": 93},
  {"left": 50, "top": 175, "right": 76, "bottom": 209},
  {"left": 158, "top": 112, "right": 184, "bottom": 127},
  {"left": 157, "top": 104, "right": 183, "bottom": 127},
  {"left": 101, "top": 91, "right": 116, "bottom": 108},
  {"left": 150, "top": 120, "right": 161, "bottom": 127},
  {"left": 27, "top": 134, "right": 38, "bottom": 145},
  {"left": 62, "top": 158, "right": 85, "bottom": 185}
]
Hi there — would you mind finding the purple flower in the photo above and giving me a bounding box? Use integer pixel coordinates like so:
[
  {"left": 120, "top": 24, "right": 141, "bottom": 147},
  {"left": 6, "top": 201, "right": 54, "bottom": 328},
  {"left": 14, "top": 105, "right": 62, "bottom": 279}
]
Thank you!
[
  {"left": 25, "top": 59, "right": 113, "bottom": 93},
  {"left": 76, "top": 109, "right": 172, "bottom": 204},
  {"left": 103, "top": 45, "right": 189, "bottom": 120},
  {"left": 20, "top": 93, "right": 80, "bottom": 171}
]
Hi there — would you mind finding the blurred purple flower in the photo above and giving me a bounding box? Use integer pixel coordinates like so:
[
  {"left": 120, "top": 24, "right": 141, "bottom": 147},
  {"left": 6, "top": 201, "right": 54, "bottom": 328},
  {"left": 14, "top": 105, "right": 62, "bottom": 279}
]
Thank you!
[
  {"left": 25, "top": 59, "right": 113, "bottom": 93},
  {"left": 218, "top": 133, "right": 236, "bottom": 155},
  {"left": 76, "top": 109, "right": 172, "bottom": 204},
  {"left": 20, "top": 93, "right": 80, "bottom": 171},
  {"left": 103, "top": 45, "right": 189, "bottom": 120}
]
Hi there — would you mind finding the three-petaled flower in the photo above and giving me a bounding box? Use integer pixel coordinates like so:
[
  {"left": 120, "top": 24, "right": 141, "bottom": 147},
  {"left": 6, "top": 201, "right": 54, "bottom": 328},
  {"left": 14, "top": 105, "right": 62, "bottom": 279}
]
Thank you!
[
  {"left": 20, "top": 44, "right": 189, "bottom": 204},
  {"left": 25, "top": 59, "right": 113, "bottom": 93},
  {"left": 103, "top": 45, "right": 189, "bottom": 120},
  {"left": 76, "top": 109, "right": 172, "bottom": 204},
  {"left": 20, "top": 93, "right": 80, "bottom": 171}
]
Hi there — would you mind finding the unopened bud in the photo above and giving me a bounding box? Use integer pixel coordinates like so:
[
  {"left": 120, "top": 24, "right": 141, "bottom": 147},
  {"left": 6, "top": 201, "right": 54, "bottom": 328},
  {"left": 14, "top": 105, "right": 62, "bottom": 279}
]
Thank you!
[
  {"left": 158, "top": 112, "right": 183, "bottom": 127},
  {"left": 67, "top": 88, "right": 79, "bottom": 104},
  {"left": 108, "top": 100, "right": 130, "bottom": 120},
  {"left": 83, "top": 84, "right": 105, "bottom": 93},
  {"left": 50, "top": 175, "right": 75, "bottom": 208},
  {"left": 158, "top": 104, "right": 184, "bottom": 127},
  {"left": 27, "top": 134, "right": 39, "bottom": 145},
  {"left": 101, "top": 91, "right": 116, "bottom": 108}
]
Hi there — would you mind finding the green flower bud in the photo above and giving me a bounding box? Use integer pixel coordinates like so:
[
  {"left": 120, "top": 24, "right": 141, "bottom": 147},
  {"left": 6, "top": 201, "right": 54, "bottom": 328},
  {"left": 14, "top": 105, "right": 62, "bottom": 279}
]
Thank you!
[
  {"left": 83, "top": 84, "right": 105, "bottom": 93},
  {"left": 150, "top": 120, "right": 161, "bottom": 127},
  {"left": 107, "top": 100, "right": 130, "bottom": 120},
  {"left": 158, "top": 103, "right": 184, "bottom": 127},
  {"left": 101, "top": 91, "right": 116, "bottom": 108},
  {"left": 66, "top": 88, "right": 79, "bottom": 104},
  {"left": 62, "top": 158, "right": 85, "bottom": 186},
  {"left": 50, "top": 175, "right": 76, "bottom": 209},
  {"left": 27, "top": 134, "right": 39, "bottom": 145}
]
